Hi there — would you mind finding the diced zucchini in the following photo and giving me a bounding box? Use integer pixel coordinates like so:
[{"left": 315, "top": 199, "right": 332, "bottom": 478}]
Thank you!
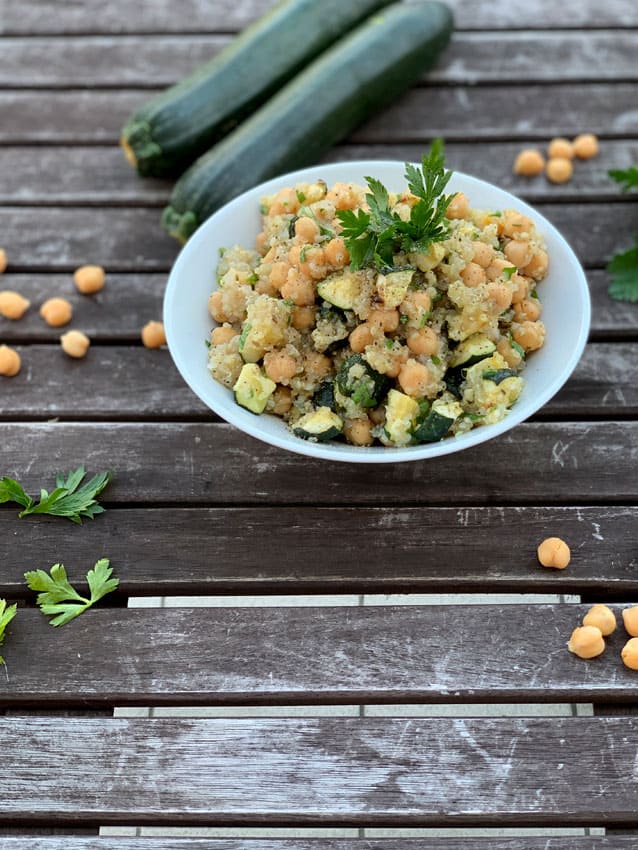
[
  {"left": 384, "top": 389, "right": 419, "bottom": 446},
  {"left": 462, "top": 354, "right": 524, "bottom": 420},
  {"left": 449, "top": 333, "right": 497, "bottom": 368},
  {"left": 313, "top": 380, "right": 336, "bottom": 411},
  {"left": 336, "top": 354, "right": 390, "bottom": 409},
  {"left": 238, "top": 295, "right": 290, "bottom": 363},
  {"left": 311, "top": 307, "right": 351, "bottom": 353},
  {"left": 233, "top": 363, "right": 276, "bottom": 414},
  {"left": 482, "top": 368, "right": 518, "bottom": 385},
  {"left": 412, "top": 398, "right": 463, "bottom": 443},
  {"left": 317, "top": 271, "right": 362, "bottom": 310},
  {"left": 376, "top": 269, "right": 414, "bottom": 308},
  {"left": 293, "top": 407, "right": 343, "bottom": 442}
]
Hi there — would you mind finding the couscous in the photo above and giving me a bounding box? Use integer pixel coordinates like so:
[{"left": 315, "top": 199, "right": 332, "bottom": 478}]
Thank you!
[{"left": 206, "top": 161, "right": 548, "bottom": 448}]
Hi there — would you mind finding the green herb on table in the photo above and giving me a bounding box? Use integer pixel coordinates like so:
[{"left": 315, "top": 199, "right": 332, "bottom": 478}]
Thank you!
[
  {"left": 609, "top": 166, "right": 638, "bottom": 193},
  {"left": 25, "top": 560, "right": 119, "bottom": 627},
  {"left": 608, "top": 167, "right": 638, "bottom": 302},
  {"left": 337, "top": 139, "right": 455, "bottom": 271},
  {"left": 0, "top": 599, "right": 17, "bottom": 666},
  {"left": 0, "top": 466, "right": 111, "bottom": 524}
]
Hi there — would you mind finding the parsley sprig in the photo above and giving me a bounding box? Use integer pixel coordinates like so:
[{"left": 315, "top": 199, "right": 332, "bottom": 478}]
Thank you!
[
  {"left": 25, "top": 560, "right": 119, "bottom": 627},
  {"left": 337, "top": 139, "right": 455, "bottom": 271},
  {"left": 0, "top": 599, "right": 17, "bottom": 665},
  {"left": 608, "top": 166, "right": 638, "bottom": 302},
  {"left": 0, "top": 466, "right": 111, "bottom": 524}
]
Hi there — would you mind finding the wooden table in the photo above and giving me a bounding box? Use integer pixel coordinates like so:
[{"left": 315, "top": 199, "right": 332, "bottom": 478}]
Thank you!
[{"left": 1, "top": 0, "right": 638, "bottom": 846}]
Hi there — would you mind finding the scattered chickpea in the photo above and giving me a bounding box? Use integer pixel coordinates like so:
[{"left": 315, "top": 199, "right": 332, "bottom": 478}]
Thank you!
[
  {"left": 621, "top": 638, "right": 638, "bottom": 670},
  {"left": 271, "top": 386, "right": 292, "bottom": 415},
  {"left": 349, "top": 323, "right": 374, "bottom": 354},
  {"left": 460, "top": 261, "right": 486, "bottom": 288},
  {"left": 60, "top": 330, "right": 90, "bottom": 359},
  {"left": 323, "top": 237, "right": 349, "bottom": 268},
  {"left": 291, "top": 305, "right": 316, "bottom": 332},
  {"left": 504, "top": 240, "right": 533, "bottom": 269},
  {"left": 0, "top": 344, "right": 21, "bottom": 376},
  {"left": 513, "top": 297, "right": 542, "bottom": 323},
  {"left": 40, "top": 297, "right": 73, "bottom": 327},
  {"left": 344, "top": 417, "right": 374, "bottom": 447},
  {"left": 573, "top": 133, "right": 599, "bottom": 159},
  {"left": 547, "top": 138, "right": 574, "bottom": 160},
  {"left": 567, "top": 625, "right": 605, "bottom": 659},
  {"left": 472, "top": 241, "right": 494, "bottom": 269},
  {"left": 546, "top": 157, "right": 573, "bottom": 184},
  {"left": 0, "top": 249, "right": 7, "bottom": 274},
  {"left": 294, "top": 216, "right": 319, "bottom": 243},
  {"left": 368, "top": 308, "right": 400, "bottom": 333},
  {"left": 486, "top": 258, "right": 512, "bottom": 281},
  {"left": 397, "top": 359, "right": 433, "bottom": 398},
  {"left": 522, "top": 249, "right": 549, "bottom": 281},
  {"left": 73, "top": 264, "right": 105, "bottom": 295},
  {"left": 0, "top": 290, "right": 30, "bottom": 320},
  {"left": 210, "top": 325, "right": 238, "bottom": 346},
  {"left": 407, "top": 326, "right": 438, "bottom": 356},
  {"left": 263, "top": 350, "right": 297, "bottom": 384},
  {"left": 512, "top": 320, "right": 545, "bottom": 352},
  {"left": 513, "top": 148, "right": 545, "bottom": 176},
  {"left": 486, "top": 281, "right": 512, "bottom": 312},
  {"left": 141, "top": 320, "right": 166, "bottom": 349},
  {"left": 537, "top": 536, "right": 571, "bottom": 569},
  {"left": 622, "top": 606, "right": 638, "bottom": 637},
  {"left": 583, "top": 604, "right": 617, "bottom": 637},
  {"left": 208, "top": 291, "right": 228, "bottom": 323},
  {"left": 446, "top": 192, "right": 469, "bottom": 220},
  {"left": 269, "top": 261, "right": 290, "bottom": 290}
]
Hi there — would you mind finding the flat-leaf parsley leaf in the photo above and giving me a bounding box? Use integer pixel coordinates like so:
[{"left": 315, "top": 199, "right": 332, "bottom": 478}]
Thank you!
[
  {"left": 608, "top": 234, "right": 638, "bottom": 303},
  {"left": 0, "top": 599, "right": 17, "bottom": 665},
  {"left": 0, "top": 467, "right": 111, "bottom": 524},
  {"left": 609, "top": 166, "right": 638, "bottom": 193},
  {"left": 25, "top": 559, "right": 119, "bottom": 627}
]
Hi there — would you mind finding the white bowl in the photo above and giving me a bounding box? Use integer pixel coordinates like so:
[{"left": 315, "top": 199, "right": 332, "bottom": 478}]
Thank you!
[{"left": 164, "top": 161, "right": 590, "bottom": 464}]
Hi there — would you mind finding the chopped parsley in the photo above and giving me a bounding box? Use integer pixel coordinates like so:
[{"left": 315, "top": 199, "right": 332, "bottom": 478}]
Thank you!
[
  {"left": 431, "top": 354, "right": 441, "bottom": 365},
  {"left": 384, "top": 338, "right": 394, "bottom": 350},
  {"left": 509, "top": 334, "right": 526, "bottom": 359},
  {"left": 502, "top": 266, "right": 517, "bottom": 280},
  {"left": 296, "top": 189, "right": 306, "bottom": 203},
  {"left": 246, "top": 272, "right": 258, "bottom": 284}
]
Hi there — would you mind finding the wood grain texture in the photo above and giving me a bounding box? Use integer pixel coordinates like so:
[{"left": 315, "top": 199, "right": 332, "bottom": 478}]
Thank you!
[
  {"left": 0, "top": 270, "right": 634, "bottom": 343},
  {"left": 3, "top": 86, "right": 638, "bottom": 144},
  {"left": 3, "top": 716, "right": 638, "bottom": 825},
  {"left": 3, "top": 31, "right": 638, "bottom": 87},
  {"left": 3, "top": 604, "right": 638, "bottom": 705},
  {"left": 2, "top": 0, "right": 637, "bottom": 33},
  {"left": 3, "top": 141, "right": 638, "bottom": 206},
  {"left": 0, "top": 342, "right": 635, "bottom": 419},
  {"left": 0, "top": 841, "right": 635, "bottom": 850},
  {"left": 1, "top": 506, "right": 636, "bottom": 598},
  {"left": 2, "top": 203, "right": 637, "bottom": 270},
  {"left": 0, "top": 421, "right": 635, "bottom": 505}
]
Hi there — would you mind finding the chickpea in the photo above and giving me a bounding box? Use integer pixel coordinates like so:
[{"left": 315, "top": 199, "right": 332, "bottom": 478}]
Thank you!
[
  {"left": 400, "top": 290, "right": 432, "bottom": 323},
  {"left": 0, "top": 290, "right": 30, "bottom": 320},
  {"left": 573, "top": 133, "right": 599, "bottom": 159},
  {"left": 486, "top": 281, "right": 512, "bottom": 312},
  {"left": 280, "top": 270, "right": 315, "bottom": 306},
  {"left": 303, "top": 351, "right": 331, "bottom": 381},
  {"left": 208, "top": 290, "right": 228, "bottom": 323},
  {"left": 349, "top": 323, "right": 374, "bottom": 353},
  {"left": 513, "top": 297, "right": 542, "bottom": 323},
  {"left": 271, "top": 386, "right": 292, "bottom": 415},
  {"left": 407, "top": 326, "right": 438, "bottom": 356},
  {"left": 486, "top": 258, "right": 511, "bottom": 281},
  {"left": 263, "top": 350, "right": 297, "bottom": 384},
  {"left": 504, "top": 240, "right": 533, "bottom": 269},
  {"left": 546, "top": 157, "right": 573, "bottom": 184},
  {"left": 211, "top": 325, "right": 238, "bottom": 346},
  {"left": 300, "top": 246, "right": 327, "bottom": 281},
  {"left": 513, "top": 148, "right": 545, "bottom": 176},
  {"left": 269, "top": 261, "right": 290, "bottom": 290},
  {"left": 40, "top": 297, "right": 72, "bottom": 327},
  {"left": 294, "top": 216, "right": 319, "bottom": 243},
  {"left": 344, "top": 417, "right": 374, "bottom": 447},
  {"left": 73, "top": 264, "right": 105, "bottom": 294},
  {"left": 268, "top": 188, "right": 299, "bottom": 216},
  {"left": 60, "top": 329, "right": 90, "bottom": 359},
  {"left": 0, "top": 248, "right": 7, "bottom": 274},
  {"left": 255, "top": 232, "right": 267, "bottom": 254},
  {"left": 397, "top": 359, "right": 432, "bottom": 398},
  {"left": 0, "top": 344, "right": 21, "bottom": 376},
  {"left": 512, "top": 320, "right": 546, "bottom": 352},
  {"left": 522, "top": 249, "right": 549, "bottom": 281},
  {"left": 323, "top": 237, "right": 349, "bottom": 268},
  {"left": 496, "top": 337, "right": 523, "bottom": 369},
  {"left": 547, "top": 138, "right": 574, "bottom": 160},
  {"left": 502, "top": 211, "right": 533, "bottom": 238},
  {"left": 325, "top": 181, "right": 359, "bottom": 210},
  {"left": 472, "top": 242, "right": 494, "bottom": 269},
  {"left": 288, "top": 245, "right": 302, "bottom": 266},
  {"left": 537, "top": 536, "right": 570, "bottom": 569},
  {"left": 368, "top": 308, "right": 400, "bottom": 333},
  {"left": 510, "top": 273, "right": 531, "bottom": 304},
  {"left": 369, "top": 405, "right": 385, "bottom": 426},
  {"left": 460, "top": 261, "right": 486, "bottom": 288},
  {"left": 446, "top": 192, "right": 469, "bottom": 220},
  {"left": 583, "top": 604, "right": 617, "bottom": 637},
  {"left": 291, "top": 305, "right": 316, "bottom": 332},
  {"left": 141, "top": 320, "right": 166, "bottom": 349},
  {"left": 622, "top": 606, "right": 638, "bottom": 637},
  {"left": 567, "top": 625, "right": 605, "bottom": 660},
  {"left": 621, "top": 638, "right": 638, "bottom": 670},
  {"left": 254, "top": 277, "right": 278, "bottom": 297}
]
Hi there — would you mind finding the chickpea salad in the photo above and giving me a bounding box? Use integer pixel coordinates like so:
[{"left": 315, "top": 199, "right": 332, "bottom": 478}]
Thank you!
[{"left": 207, "top": 144, "right": 548, "bottom": 448}]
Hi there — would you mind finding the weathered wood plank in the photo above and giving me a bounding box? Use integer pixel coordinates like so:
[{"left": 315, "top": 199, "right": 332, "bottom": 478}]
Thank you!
[
  {"left": 1, "top": 506, "right": 636, "bottom": 598},
  {"left": 2, "top": 0, "right": 637, "bottom": 34},
  {"left": 0, "top": 840, "right": 634, "bottom": 850},
  {"left": 0, "top": 421, "right": 635, "bottom": 504},
  {"left": 2, "top": 85, "right": 637, "bottom": 144},
  {"left": 3, "top": 604, "right": 638, "bottom": 705},
  {"left": 1, "top": 203, "right": 636, "bottom": 270},
  {"left": 3, "top": 716, "right": 638, "bottom": 824},
  {"left": 3, "top": 141, "right": 638, "bottom": 206},
  {"left": 3, "top": 31, "right": 638, "bottom": 88},
  {"left": 0, "top": 270, "right": 634, "bottom": 342},
  {"left": 0, "top": 342, "right": 634, "bottom": 419}
]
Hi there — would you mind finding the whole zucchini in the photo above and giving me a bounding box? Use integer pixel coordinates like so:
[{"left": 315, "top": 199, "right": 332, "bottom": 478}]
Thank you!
[
  {"left": 120, "top": 0, "right": 394, "bottom": 177},
  {"left": 162, "top": 1, "right": 454, "bottom": 243}
]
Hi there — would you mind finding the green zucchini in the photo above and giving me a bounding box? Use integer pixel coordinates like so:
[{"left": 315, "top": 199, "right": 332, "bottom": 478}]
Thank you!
[
  {"left": 336, "top": 354, "right": 391, "bottom": 409},
  {"left": 448, "top": 334, "right": 496, "bottom": 368},
  {"left": 412, "top": 399, "right": 462, "bottom": 443},
  {"left": 317, "top": 272, "right": 363, "bottom": 312},
  {"left": 293, "top": 407, "right": 343, "bottom": 441},
  {"left": 233, "top": 363, "right": 276, "bottom": 414},
  {"left": 121, "top": 0, "right": 393, "bottom": 177},
  {"left": 482, "top": 368, "right": 518, "bottom": 385},
  {"left": 162, "top": 1, "right": 455, "bottom": 242}
]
